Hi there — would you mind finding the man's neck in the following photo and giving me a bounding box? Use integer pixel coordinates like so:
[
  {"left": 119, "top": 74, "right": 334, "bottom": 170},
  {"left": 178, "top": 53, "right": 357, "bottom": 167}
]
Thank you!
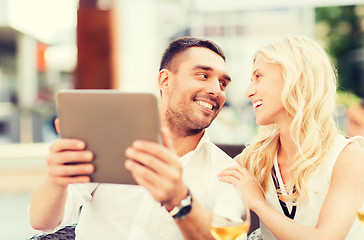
[{"left": 171, "top": 131, "right": 204, "bottom": 157}]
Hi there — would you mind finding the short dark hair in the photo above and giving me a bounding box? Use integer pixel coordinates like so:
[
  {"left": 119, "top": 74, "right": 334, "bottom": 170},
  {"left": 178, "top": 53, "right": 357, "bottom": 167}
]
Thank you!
[{"left": 159, "top": 37, "right": 226, "bottom": 71}]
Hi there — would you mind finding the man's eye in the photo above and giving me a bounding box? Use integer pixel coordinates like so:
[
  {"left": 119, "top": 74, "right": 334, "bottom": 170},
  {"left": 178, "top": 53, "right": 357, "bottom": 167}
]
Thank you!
[
  {"left": 255, "top": 74, "right": 261, "bottom": 79},
  {"left": 198, "top": 73, "right": 208, "bottom": 79},
  {"left": 220, "top": 81, "right": 227, "bottom": 87}
]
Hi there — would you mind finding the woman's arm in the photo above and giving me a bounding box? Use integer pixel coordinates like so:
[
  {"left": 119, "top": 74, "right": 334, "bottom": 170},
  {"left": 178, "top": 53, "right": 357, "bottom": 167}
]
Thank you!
[{"left": 218, "top": 143, "right": 364, "bottom": 240}]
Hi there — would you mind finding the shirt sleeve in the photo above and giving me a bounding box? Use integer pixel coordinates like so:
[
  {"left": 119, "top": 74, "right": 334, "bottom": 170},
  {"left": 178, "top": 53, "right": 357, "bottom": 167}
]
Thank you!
[
  {"left": 213, "top": 181, "right": 245, "bottom": 222},
  {"left": 53, "top": 182, "right": 99, "bottom": 231},
  {"left": 208, "top": 143, "right": 246, "bottom": 223}
]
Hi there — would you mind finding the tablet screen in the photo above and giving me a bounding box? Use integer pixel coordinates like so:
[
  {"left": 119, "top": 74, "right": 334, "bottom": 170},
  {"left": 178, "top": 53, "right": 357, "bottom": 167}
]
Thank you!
[{"left": 56, "top": 90, "right": 160, "bottom": 184}]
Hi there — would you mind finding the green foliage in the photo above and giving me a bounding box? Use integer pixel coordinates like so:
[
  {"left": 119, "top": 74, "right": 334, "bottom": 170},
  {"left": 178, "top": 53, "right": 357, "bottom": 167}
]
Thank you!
[
  {"left": 336, "top": 90, "right": 362, "bottom": 107},
  {"left": 315, "top": 5, "right": 364, "bottom": 98}
]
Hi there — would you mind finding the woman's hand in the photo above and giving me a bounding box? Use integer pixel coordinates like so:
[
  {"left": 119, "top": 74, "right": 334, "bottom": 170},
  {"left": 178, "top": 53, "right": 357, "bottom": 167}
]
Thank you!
[{"left": 218, "top": 166, "right": 265, "bottom": 210}]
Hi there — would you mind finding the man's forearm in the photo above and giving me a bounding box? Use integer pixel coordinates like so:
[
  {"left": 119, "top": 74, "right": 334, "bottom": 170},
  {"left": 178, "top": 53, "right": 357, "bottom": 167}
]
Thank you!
[
  {"left": 29, "top": 177, "right": 68, "bottom": 232},
  {"left": 174, "top": 200, "right": 215, "bottom": 240}
]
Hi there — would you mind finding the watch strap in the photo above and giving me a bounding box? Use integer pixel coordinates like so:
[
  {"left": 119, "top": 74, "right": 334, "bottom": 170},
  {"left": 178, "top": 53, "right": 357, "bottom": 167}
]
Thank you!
[{"left": 168, "top": 188, "right": 193, "bottom": 219}]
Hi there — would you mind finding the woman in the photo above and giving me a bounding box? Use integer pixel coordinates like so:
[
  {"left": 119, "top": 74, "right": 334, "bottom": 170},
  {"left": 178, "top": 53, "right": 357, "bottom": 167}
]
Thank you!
[{"left": 218, "top": 36, "right": 364, "bottom": 239}]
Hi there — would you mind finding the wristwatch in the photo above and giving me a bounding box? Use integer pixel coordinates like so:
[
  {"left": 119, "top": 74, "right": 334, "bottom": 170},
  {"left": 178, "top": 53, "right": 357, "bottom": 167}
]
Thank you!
[{"left": 168, "top": 188, "right": 193, "bottom": 219}]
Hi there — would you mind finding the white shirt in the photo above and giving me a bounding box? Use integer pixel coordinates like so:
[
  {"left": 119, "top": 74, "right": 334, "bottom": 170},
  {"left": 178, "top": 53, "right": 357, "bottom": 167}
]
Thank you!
[
  {"left": 56, "top": 133, "right": 243, "bottom": 240},
  {"left": 261, "top": 135, "right": 364, "bottom": 240}
]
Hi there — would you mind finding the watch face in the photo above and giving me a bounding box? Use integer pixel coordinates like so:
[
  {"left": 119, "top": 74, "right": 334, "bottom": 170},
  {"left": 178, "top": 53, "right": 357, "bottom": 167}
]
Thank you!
[{"left": 174, "top": 205, "right": 192, "bottom": 219}]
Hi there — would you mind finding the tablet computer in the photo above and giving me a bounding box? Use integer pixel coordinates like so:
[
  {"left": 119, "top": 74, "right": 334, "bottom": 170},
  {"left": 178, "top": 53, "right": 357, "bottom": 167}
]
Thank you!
[{"left": 56, "top": 90, "right": 161, "bottom": 185}]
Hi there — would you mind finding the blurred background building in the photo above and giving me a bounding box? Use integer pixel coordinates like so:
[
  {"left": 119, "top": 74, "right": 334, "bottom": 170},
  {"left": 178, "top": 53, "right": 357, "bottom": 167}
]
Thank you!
[{"left": 0, "top": 0, "right": 363, "bottom": 239}]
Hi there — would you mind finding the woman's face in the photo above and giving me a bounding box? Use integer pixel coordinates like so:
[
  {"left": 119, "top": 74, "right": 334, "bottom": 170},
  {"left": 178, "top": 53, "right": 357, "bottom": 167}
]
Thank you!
[{"left": 245, "top": 55, "right": 289, "bottom": 126}]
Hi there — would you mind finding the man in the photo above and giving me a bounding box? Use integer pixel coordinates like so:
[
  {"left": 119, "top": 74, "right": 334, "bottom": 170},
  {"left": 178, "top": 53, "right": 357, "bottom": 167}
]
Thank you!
[{"left": 29, "top": 37, "right": 243, "bottom": 239}]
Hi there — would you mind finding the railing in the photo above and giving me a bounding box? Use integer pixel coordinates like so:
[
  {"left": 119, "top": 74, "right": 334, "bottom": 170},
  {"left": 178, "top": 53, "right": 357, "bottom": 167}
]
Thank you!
[{"left": 0, "top": 143, "right": 49, "bottom": 193}]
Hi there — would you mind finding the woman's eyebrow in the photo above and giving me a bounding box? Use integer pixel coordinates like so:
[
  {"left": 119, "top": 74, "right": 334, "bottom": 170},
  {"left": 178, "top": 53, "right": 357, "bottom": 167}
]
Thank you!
[{"left": 252, "top": 67, "right": 262, "bottom": 75}]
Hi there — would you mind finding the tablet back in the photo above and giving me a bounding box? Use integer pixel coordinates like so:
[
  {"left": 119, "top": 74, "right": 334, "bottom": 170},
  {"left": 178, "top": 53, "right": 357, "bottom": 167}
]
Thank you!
[{"left": 56, "top": 90, "right": 160, "bottom": 185}]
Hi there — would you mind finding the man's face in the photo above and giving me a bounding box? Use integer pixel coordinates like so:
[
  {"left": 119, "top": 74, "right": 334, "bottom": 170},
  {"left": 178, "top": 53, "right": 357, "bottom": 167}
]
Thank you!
[{"left": 161, "top": 47, "right": 231, "bottom": 137}]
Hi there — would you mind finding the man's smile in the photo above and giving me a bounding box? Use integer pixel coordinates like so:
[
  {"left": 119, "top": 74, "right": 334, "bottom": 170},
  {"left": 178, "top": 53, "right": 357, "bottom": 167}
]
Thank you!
[{"left": 195, "top": 100, "right": 214, "bottom": 111}]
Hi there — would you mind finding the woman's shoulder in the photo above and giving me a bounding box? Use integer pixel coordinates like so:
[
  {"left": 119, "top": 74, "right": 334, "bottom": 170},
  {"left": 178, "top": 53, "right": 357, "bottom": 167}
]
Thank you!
[
  {"left": 333, "top": 138, "right": 364, "bottom": 178},
  {"left": 340, "top": 135, "right": 364, "bottom": 161}
]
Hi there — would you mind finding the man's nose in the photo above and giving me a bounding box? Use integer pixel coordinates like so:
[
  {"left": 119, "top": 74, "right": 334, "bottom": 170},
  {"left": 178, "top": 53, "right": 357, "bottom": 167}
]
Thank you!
[{"left": 206, "top": 79, "right": 223, "bottom": 97}]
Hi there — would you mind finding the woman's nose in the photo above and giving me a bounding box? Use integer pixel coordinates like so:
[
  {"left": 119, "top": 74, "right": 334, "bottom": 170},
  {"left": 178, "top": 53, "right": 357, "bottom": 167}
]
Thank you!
[{"left": 245, "top": 82, "right": 256, "bottom": 99}]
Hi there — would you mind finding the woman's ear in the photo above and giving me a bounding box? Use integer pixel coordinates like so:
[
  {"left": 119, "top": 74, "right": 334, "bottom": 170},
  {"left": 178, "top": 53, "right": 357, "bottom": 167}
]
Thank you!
[{"left": 158, "top": 69, "right": 170, "bottom": 94}]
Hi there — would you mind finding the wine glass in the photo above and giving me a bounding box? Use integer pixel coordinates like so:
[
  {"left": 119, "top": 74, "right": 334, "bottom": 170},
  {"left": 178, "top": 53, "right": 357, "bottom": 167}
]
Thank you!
[
  {"left": 358, "top": 179, "right": 364, "bottom": 227},
  {"left": 210, "top": 204, "right": 251, "bottom": 240}
]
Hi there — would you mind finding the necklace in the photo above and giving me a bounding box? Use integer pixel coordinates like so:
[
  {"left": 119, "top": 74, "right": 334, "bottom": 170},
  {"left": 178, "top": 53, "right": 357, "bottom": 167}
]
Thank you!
[{"left": 271, "top": 167, "right": 297, "bottom": 220}]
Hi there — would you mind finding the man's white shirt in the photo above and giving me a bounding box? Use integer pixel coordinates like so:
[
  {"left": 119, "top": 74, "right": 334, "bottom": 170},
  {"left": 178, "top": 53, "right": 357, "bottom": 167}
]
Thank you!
[{"left": 55, "top": 133, "right": 244, "bottom": 239}]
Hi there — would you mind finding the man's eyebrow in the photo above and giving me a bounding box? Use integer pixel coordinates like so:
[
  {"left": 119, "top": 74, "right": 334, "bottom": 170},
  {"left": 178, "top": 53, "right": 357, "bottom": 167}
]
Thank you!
[
  {"left": 193, "top": 65, "right": 231, "bottom": 82},
  {"left": 193, "top": 64, "right": 213, "bottom": 71},
  {"left": 223, "top": 74, "right": 231, "bottom": 82}
]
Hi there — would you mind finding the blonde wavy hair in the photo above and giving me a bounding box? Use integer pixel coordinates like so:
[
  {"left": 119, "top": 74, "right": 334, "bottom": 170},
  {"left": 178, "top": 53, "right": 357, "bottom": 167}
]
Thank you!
[{"left": 236, "top": 36, "right": 339, "bottom": 203}]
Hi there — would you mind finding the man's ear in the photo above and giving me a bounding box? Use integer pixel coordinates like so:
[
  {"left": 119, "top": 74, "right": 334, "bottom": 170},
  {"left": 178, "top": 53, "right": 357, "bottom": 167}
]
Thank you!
[{"left": 158, "top": 69, "right": 170, "bottom": 93}]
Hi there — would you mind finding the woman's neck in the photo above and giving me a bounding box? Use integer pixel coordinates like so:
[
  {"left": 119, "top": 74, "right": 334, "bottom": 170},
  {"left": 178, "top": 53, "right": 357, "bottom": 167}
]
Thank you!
[{"left": 277, "top": 125, "right": 297, "bottom": 184}]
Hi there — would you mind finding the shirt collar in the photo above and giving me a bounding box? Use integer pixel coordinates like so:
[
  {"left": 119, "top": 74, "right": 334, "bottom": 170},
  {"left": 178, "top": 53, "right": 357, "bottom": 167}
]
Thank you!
[{"left": 179, "top": 131, "right": 211, "bottom": 167}]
